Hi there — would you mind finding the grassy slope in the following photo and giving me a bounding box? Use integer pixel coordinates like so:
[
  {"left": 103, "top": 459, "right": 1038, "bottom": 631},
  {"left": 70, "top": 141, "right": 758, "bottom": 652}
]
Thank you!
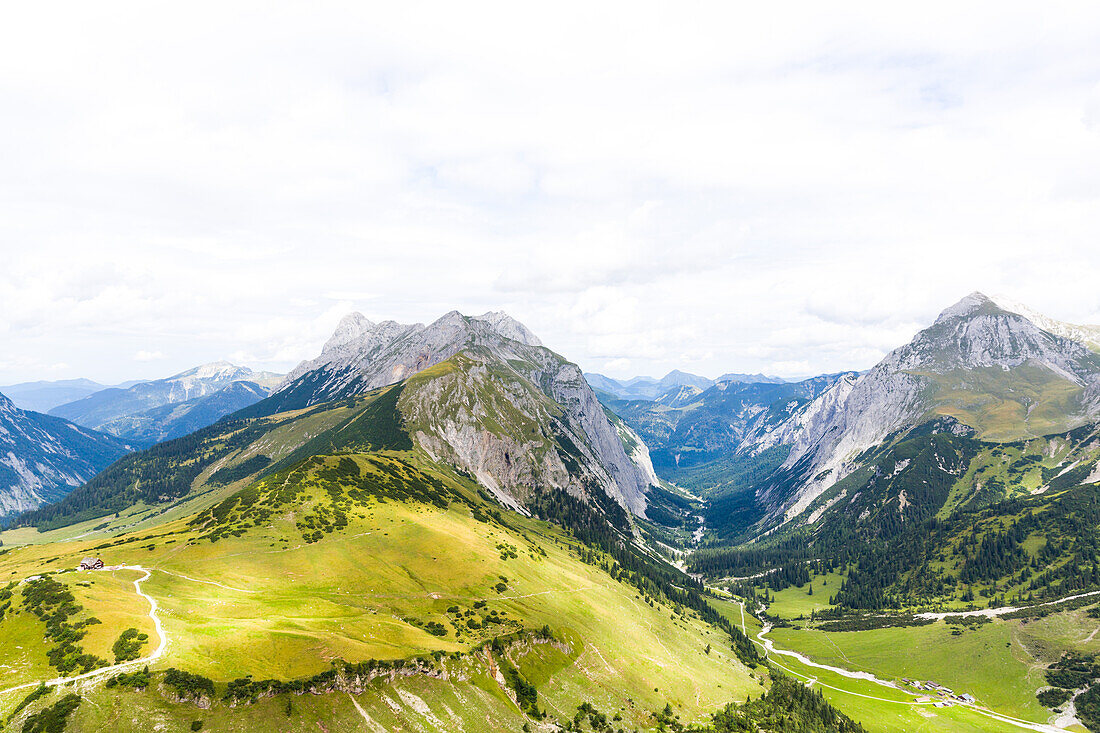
[
  {"left": 0, "top": 451, "right": 760, "bottom": 732},
  {"left": 3, "top": 673, "right": 541, "bottom": 732},
  {"left": 770, "top": 622, "right": 1043, "bottom": 720},
  {"left": 757, "top": 570, "right": 845, "bottom": 619},
  {"left": 759, "top": 643, "right": 1028, "bottom": 733},
  {"left": 1, "top": 399, "right": 369, "bottom": 546},
  {"left": 922, "top": 365, "right": 1088, "bottom": 441},
  {"left": 724, "top": 424, "right": 1100, "bottom": 613}
]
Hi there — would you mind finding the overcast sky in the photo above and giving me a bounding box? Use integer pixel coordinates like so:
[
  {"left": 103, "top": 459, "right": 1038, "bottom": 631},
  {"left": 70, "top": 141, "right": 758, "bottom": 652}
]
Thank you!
[{"left": 3, "top": 2, "right": 1100, "bottom": 385}]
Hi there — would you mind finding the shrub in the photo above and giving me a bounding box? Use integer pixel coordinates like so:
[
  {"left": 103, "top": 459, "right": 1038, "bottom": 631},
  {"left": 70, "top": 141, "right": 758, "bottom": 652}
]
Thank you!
[
  {"left": 112, "top": 628, "right": 148, "bottom": 662},
  {"left": 1037, "top": 687, "right": 1072, "bottom": 708},
  {"left": 163, "top": 669, "right": 215, "bottom": 703},
  {"left": 20, "top": 693, "right": 81, "bottom": 733}
]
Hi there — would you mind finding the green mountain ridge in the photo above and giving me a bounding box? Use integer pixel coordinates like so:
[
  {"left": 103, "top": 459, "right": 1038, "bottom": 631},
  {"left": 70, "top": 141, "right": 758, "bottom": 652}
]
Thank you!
[
  {"left": 0, "top": 442, "right": 767, "bottom": 732},
  {"left": 16, "top": 335, "right": 654, "bottom": 535}
]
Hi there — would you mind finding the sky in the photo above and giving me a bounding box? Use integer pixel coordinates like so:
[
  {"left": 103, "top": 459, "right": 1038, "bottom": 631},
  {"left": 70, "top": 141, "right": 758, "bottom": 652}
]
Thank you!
[{"left": 2, "top": 2, "right": 1100, "bottom": 386}]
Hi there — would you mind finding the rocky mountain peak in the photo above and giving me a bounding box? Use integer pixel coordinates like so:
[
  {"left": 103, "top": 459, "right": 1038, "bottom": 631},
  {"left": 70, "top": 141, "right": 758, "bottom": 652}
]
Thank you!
[
  {"left": 756, "top": 293, "right": 1100, "bottom": 525},
  {"left": 895, "top": 293, "right": 1098, "bottom": 380},
  {"left": 281, "top": 310, "right": 546, "bottom": 402},
  {"left": 932, "top": 291, "right": 999, "bottom": 324},
  {"left": 175, "top": 361, "right": 252, "bottom": 381},
  {"left": 266, "top": 309, "right": 653, "bottom": 517},
  {"left": 990, "top": 295, "right": 1100, "bottom": 352},
  {"left": 472, "top": 311, "right": 543, "bottom": 347},
  {"left": 323, "top": 312, "right": 378, "bottom": 353}
]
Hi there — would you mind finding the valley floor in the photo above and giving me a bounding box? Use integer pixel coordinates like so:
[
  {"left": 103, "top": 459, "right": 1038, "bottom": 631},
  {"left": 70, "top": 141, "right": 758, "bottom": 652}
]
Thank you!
[{"left": 702, "top": 588, "right": 1099, "bottom": 732}]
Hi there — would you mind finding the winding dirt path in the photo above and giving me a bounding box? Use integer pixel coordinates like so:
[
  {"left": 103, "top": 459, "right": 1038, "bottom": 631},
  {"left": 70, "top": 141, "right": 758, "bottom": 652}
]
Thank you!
[
  {"left": 915, "top": 590, "right": 1100, "bottom": 621},
  {"left": 0, "top": 565, "right": 166, "bottom": 699},
  {"left": 155, "top": 567, "right": 257, "bottom": 593}
]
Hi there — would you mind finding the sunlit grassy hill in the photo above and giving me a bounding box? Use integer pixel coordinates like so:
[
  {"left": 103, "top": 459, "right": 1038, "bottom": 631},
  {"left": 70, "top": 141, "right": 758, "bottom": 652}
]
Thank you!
[
  {"left": 919, "top": 363, "right": 1097, "bottom": 441},
  {"left": 0, "top": 446, "right": 761, "bottom": 732}
]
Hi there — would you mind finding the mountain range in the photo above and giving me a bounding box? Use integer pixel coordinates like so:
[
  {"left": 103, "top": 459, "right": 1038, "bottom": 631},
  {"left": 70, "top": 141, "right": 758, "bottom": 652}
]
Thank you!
[
  {"left": 19, "top": 310, "right": 655, "bottom": 531},
  {"left": 0, "top": 378, "right": 144, "bottom": 414},
  {"left": 599, "top": 292, "right": 1100, "bottom": 540},
  {"left": 6, "top": 295, "right": 1100, "bottom": 732},
  {"left": 0, "top": 311, "right": 773, "bottom": 733},
  {"left": 584, "top": 369, "right": 787, "bottom": 401},
  {"left": 48, "top": 361, "right": 283, "bottom": 445}
]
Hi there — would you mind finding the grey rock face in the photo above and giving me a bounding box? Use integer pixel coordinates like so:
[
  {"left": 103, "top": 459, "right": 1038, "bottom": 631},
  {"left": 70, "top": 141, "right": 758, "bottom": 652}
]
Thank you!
[
  {"left": 276, "top": 310, "right": 653, "bottom": 516},
  {"left": 897, "top": 293, "right": 1100, "bottom": 380},
  {"left": 0, "top": 392, "right": 131, "bottom": 515},
  {"left": 755, "top": 292, "right": 1100, "bottom": 523},
  {"left": 471, "top": 311, "right": 543, "bottom": 347}
]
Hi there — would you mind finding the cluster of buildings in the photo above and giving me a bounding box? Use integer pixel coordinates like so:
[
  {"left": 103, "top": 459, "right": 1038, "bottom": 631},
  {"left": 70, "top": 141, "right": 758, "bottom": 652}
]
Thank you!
[{"left": 901, "top": 678, "right": 976, "bottom": 706}]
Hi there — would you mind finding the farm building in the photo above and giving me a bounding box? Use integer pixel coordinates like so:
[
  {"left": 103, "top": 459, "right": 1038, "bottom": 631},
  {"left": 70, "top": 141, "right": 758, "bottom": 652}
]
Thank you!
[{"left": 79, "top": 557, "right": 104, "bottom": 570}]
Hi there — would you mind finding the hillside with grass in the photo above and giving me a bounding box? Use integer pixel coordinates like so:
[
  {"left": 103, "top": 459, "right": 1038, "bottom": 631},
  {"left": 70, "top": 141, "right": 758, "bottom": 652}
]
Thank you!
[
  {"left": 11, "top": 298, "right": 1100, "bottom": 733},
  {"left": 689, "top": 421, "right": 1100, "bottom": 613},
  {"left": 0, "top": 441, "right": 765, "bottom": 732}
]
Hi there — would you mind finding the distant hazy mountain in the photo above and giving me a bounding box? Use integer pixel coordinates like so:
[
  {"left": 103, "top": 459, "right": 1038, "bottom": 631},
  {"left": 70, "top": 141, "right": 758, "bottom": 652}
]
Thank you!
[
  {"left": 599, "top": 373, "right": 847, "bottom": 477},
  {"left": 0, "top": 391, "right": 131, "bottom": 515},
  {"left": 95, "top": 380, "right": 271, "bottom": 445},
  {"left": 49, "top": 361, "right": 283, "bottom": 443},
  {"left": 0, "top": 378, "right": 108, "bottom": 413},
  {"left": 586, "top": 370, "right": 792, "bottom": 401},
  {"left": 584, "top": 370, "right": 719, "bottom": 400},
  {"left": 716, "top": 373, "right": 788, "bottom": 385},
  {"left": 582, "top": 372, "right": 626, "bottom": 396}
]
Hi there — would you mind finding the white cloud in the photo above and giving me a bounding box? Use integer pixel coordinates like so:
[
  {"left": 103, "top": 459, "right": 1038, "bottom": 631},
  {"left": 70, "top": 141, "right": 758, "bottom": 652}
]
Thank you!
[
  {"left": 601, "top": 359, "right": 633, "bottom": 376},
  {"left": 134, "top": 351, "right": 165, "bottom": 362},
  {"left": 2, "top": 2, "right": 1100, "bottom": 383}
]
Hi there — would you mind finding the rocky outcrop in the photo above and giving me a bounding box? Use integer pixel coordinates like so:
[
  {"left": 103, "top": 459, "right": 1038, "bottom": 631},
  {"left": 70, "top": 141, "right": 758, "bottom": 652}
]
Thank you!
[
  {"left": 0, "top": 392, "right": 131, "bottom": 515},
  {"left": 274, "top": 310, "right": 653, "bottom": 516},
  {"left": 754, "top": 293, "right": 1100, "bottom": 524},
  {"left": 401, "top": 350, "right": 651, "bottom": 516}
]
